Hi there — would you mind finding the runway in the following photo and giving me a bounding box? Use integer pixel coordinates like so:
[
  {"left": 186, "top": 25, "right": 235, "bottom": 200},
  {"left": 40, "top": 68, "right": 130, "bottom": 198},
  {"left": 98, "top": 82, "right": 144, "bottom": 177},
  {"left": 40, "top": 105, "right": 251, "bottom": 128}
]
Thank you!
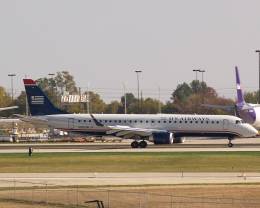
[
  {"left": 0, "top": 172, "right": 259, "bottom": 187},
  {"left": 0, "top": 137, "right": 259, "bottom": 153}
]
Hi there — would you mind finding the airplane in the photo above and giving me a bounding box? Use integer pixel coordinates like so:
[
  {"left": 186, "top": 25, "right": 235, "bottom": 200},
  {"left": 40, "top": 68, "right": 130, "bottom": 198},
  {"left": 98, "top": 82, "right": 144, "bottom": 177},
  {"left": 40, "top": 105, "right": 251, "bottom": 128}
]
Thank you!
[
  {"left": 19, "top": 78, "right": 258, "bottom": 148},
  {"left": 203, "top": 66, "right": 260, "bottom": 129}
]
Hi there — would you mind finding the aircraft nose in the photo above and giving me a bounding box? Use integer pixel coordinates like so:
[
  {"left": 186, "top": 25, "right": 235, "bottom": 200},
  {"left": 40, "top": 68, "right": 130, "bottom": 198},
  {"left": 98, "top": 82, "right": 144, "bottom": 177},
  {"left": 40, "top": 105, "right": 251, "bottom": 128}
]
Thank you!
[{"left": 248, "top": 125, "right": 258, "bottom": 137}]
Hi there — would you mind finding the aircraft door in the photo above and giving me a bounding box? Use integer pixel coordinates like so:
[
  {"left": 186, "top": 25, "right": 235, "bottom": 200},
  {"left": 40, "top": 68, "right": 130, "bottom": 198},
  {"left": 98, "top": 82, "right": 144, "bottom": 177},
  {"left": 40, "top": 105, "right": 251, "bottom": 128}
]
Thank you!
[
  {"left": 68, "top": 118, "right": 74, "bottom": 129},
  {"left": 223, "top": 119, "right": 229, "bottom": 130}
]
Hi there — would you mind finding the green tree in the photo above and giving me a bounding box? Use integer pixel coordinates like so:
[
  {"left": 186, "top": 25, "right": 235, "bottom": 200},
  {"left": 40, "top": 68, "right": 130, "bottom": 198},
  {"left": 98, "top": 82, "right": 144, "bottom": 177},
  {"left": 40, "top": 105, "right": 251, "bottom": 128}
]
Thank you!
[
  {"left": 55, "top": 71, "right": 78, "bottom": 94},
  {"left": 87, "top": 91, "right": 106, "bottom": 113},
  {"left": 0, "top": 86, "right": 13, "bottom": 117},
  {"left": 244, "top": 91, "right": 258, "bottom": 103},
  {"left": 14, "top": 91, "right": 27, "bottom": 115},
  {"left": 171, "top": 82, "right": 192, "bottom": 102},
  {"left": 0, "top": 86, "right": 12, "bottom": 107},
  {"left": 141, "top": 98, "right": 162, "bottom": 114},
  {"left": 120, "top": 93, "right": 138, "bottom": 113},
  {"left": 105, "top": 101, "right": 122, "bottom": 113}
]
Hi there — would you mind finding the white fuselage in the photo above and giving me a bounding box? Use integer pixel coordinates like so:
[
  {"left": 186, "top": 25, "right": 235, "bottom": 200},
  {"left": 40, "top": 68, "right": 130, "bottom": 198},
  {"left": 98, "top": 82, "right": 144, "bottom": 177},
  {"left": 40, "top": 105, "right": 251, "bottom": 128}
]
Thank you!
[
  {"left": 34, "top": 114, "right": 257, "bottom": 139},
  {"left": 250, "top": 105, "right": 260, "bottom": 128}
]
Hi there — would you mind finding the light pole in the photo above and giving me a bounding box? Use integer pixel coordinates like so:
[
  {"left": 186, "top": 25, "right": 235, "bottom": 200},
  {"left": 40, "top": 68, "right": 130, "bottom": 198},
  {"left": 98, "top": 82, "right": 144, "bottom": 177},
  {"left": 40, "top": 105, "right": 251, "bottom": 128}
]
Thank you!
[
  {"left": 123, "top": 83, "right": 127, "bottom": 114},
  {"left": 135, "top": 70, "right": 142, "bottom": 113},
  {"left": 193, "top": 69, "right": 200, "bottom": 81},
  {"left": 256, "top": 50, "right": 260, "bottom": 103},
  {"left": 199, "top": 70, "right": 205, "bottom": 82},
  {"left": 158, "top": 86, "right": 161, "bottom": 114},
  {"left": 8, "top": 74, "right": 16, "bottom": 101}
]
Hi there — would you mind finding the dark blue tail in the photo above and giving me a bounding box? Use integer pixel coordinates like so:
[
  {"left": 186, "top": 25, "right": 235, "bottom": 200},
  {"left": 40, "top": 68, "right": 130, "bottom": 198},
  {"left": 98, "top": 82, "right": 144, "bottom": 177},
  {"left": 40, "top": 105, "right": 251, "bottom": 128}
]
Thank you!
[{"left": 23, "top": 79, "right": 68, "bottom": 116}]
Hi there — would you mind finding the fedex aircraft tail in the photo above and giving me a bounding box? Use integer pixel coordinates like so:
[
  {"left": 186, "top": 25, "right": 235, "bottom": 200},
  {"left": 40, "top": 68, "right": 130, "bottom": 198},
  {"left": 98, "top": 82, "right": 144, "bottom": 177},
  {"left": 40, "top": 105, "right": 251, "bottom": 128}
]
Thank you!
[
  {"left": 23, "top": 79, "right": 68, "bottom": 116},
  {"left": 235, "top": 66, "right": 245, "bottom": 104}
]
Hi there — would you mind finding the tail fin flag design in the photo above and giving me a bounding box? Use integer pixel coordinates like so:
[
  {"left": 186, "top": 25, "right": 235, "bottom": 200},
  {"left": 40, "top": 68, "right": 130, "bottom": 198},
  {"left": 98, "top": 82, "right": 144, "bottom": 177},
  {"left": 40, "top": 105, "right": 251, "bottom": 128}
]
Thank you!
[
  {"left": 23, "top": 79, "right": 68, "bottom": 116},
  {"left": 235, "top": 66, "right": 245, "bottom": 104}
]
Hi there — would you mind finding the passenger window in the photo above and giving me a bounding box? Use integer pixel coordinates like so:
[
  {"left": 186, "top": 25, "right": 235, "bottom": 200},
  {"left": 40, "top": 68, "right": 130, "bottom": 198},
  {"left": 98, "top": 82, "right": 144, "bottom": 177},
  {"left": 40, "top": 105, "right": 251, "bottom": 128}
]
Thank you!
[
  {"left": 201, "top": 121, "right": 203, "bottom": 124},
  {"left": 195, "top": 121, "right": 198, "bottom": 124},
  {"left": 179, "top": 121, "right": 182, "bottom": 123},
  {"left": 78, "top": 120, "right": 81, "bottom": 122},
  {"left": 152, "top": 121, "right": 154, "bottom": 123},
  {"left": 212, "top": 121, "right": 214, "bottom": 124},
  {"left": 190, "top": 121, "right": 192, "bottom": 124},
  {"left": 89, "top": 120, "right": 92, "bottom": 122},
  {"left": 158, "top": 121, "right": 160, "bottom": 123},
  {"left": 163, "top": 121, "right": 166, "bottom": 123},
  {"left": 146, "top": 120, "right": 149, "bottom": 123},
  {"left": 169, "top": 121, "right": 172, "bottom": 123},
  {"left": 216, "top": 121, "right": 219, "bottom": 124}
]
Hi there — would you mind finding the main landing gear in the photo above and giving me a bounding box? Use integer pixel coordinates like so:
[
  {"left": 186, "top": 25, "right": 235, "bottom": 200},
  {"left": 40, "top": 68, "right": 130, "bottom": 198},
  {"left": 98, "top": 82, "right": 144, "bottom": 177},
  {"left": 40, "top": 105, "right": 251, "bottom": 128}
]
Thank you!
[
  {"left": 131, "top": 140, "right": 148, "bottom": 148},
  {"left": 228, "top": 137, "right": 234, "bottom": 148}
]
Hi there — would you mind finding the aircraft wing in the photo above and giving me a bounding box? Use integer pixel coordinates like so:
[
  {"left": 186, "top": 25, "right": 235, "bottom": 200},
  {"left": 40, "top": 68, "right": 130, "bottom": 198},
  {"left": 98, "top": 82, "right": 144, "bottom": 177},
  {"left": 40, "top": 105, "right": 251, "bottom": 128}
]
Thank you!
[
  {"left": 106, "top": 125, "right": 167, "bottom": 138},
  {"left": 90, "top": 114, "right": 167, "bottom": 139},
  {"left": 13, "top": 114, "right": 48, "bottom": 125},
  {"left": 0, "top": 106, "right": 18, "bottom": 111},
  {"left": 201, "top": 104, "right": 235, "bottom": 111},
  {"left": 247, "top": 103, "right": 260, "bottom": 108}
]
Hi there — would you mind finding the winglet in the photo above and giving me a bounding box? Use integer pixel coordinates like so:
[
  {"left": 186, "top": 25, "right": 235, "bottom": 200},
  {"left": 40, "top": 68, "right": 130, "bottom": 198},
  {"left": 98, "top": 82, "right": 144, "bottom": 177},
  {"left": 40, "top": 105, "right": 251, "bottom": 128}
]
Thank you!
[
  {"left": 235, "top": 66, "right": 245, "bottom": 104},
  {"left": 90, "top": 114, "right": 104, "bottom": 127}
]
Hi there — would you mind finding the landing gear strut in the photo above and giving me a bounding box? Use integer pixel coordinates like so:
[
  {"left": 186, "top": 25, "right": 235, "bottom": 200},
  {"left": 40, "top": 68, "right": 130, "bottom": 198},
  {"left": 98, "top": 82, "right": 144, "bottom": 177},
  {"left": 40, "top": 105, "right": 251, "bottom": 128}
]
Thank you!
[
  {"left": 131, "top": 140, "right": 148, "bottom": 148},
  {"left": 228, "top": 138, "right": 233, "bottom": 148}
]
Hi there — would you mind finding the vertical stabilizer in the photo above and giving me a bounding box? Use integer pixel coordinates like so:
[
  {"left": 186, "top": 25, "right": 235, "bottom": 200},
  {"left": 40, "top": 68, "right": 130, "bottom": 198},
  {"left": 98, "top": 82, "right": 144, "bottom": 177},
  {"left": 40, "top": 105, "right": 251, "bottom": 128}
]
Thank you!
[
  {"left": 235, "top": 66, "right": 245, "bottom": 104},
  {"left": 23, "top": 79, "right": 68, "bottom": 116}
]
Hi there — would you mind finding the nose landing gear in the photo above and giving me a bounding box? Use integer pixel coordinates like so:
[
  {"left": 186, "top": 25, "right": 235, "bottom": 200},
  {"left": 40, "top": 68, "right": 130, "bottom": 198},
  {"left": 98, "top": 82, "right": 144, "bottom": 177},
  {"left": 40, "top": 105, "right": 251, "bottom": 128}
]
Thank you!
[{"left": 228, "top": 137, "right": 234, "bottom": 148}]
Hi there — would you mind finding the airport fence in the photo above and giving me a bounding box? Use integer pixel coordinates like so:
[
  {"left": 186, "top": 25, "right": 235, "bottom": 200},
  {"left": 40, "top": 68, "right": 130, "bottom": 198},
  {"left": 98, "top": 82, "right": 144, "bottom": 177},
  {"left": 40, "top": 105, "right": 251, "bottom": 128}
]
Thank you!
[{"left": 0, "top": 179, "right": 259, "bottom": 207}]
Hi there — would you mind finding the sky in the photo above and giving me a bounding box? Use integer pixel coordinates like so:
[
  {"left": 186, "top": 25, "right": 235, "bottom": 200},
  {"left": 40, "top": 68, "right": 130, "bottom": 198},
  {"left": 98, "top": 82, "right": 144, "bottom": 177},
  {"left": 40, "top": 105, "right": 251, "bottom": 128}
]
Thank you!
[{"left": 0, "top": 0, "right": 260, "bottom": 102}]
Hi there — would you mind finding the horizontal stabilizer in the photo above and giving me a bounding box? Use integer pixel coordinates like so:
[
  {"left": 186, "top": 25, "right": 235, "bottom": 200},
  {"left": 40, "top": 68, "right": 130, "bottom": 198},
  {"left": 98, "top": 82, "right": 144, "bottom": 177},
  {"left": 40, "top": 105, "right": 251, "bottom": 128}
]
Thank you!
[
  {"left": 14, "top": 114, "right": 48, "bottom": 125},
  {"left": 201, "top": 104, "right": 235, "bottom": 111},
  {"left": 0, "top": 106, "right": 18, "bottom": 111}
]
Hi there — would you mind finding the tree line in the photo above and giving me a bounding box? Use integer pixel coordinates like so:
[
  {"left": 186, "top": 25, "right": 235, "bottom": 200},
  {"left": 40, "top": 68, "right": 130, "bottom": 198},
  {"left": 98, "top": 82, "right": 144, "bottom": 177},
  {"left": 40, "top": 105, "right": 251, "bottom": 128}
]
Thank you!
[{"left": 0, "top": 71, "right": 257, "bottom": 116}]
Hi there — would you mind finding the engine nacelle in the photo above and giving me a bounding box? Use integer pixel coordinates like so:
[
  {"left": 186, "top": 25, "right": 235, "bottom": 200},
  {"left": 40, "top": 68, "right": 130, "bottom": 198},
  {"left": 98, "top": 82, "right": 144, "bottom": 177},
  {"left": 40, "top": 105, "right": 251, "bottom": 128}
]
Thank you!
[
  {"left": 152, "top": 132, "right": 173, "bottom": 145},
  {"left": 173, "top": 137, "right": 185, "bottom": 143}
]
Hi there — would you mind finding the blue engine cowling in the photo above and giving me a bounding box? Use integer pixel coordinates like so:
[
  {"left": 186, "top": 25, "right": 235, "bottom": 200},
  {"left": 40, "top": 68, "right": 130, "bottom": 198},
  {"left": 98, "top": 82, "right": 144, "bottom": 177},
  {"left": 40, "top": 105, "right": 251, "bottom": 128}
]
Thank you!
[{"left": 152, "top": 132, "right": 174, "bottom": 145}]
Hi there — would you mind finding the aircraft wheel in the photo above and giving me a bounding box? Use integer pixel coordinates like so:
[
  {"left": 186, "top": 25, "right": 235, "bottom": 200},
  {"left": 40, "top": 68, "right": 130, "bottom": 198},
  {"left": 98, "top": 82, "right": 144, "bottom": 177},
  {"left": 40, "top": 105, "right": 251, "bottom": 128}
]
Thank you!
[
  {"left": 228, "top": 142, "right": 233, "bottom": 148},
  {"left": 139, "top": 140, "right": 148, "bottom": 148},
  {"left": 228, "top": 137, "right": 234, "bottom": 148},
  {"left": 131, "top": 141, "right": 139, "bottom": 148}
]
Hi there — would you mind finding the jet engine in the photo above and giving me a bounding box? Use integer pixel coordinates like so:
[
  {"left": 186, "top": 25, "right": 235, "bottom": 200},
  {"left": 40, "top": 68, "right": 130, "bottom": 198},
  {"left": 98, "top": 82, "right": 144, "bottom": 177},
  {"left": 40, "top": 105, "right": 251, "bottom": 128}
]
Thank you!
[
  {"left": 172, "top": 137, "right": 185, "bottom": 143},
  {"left": 152, "top": 132, "right": 174, "bottom": 144}
]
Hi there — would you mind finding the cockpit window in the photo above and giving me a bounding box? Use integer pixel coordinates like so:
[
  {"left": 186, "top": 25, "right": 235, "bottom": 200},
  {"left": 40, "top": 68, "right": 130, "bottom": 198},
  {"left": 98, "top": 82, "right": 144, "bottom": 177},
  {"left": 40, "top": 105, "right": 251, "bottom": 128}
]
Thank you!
[{"left": 236, "top": 120, "right": 241, "bottom": 124}]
